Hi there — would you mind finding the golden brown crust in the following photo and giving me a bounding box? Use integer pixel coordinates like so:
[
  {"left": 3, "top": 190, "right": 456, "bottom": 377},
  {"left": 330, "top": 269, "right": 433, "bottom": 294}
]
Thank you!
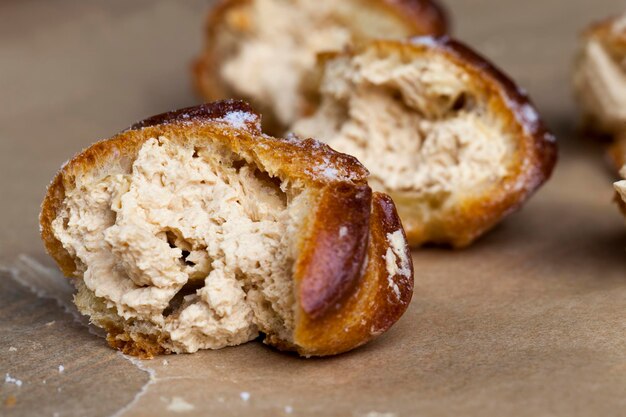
[
  {"left": 105, "top": 328, "right": 168, "bottom": 359},
  {"left": 192, "top": 0, "right": 448, "bottom": 132},
  {"left": 39, "top": 100, "right": 412, "bottom": 357},
  {"left": 584, "top": 15, "right": 626, "bottom": 56},
  {"left": 297, "top": 183, "right": 372, "bottom": 318},
  {"left": 293, "top": 192, "right": 413, "bottom": 356},
  {"left": 329, "top": 37, "right": 557, "bottom": 248}
]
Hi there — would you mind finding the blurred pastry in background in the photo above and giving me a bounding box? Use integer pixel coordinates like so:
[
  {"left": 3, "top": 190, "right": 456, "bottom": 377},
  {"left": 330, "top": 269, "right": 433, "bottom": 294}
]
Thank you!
[
  {"left": 193, "top": 0, "right": 448, "bottom": 133},
  {"left": 574, "top": 13, "right": 626, "bottom": 172},
  {"left": 292, "top": 37, "right": 557, "bottom": 248}
]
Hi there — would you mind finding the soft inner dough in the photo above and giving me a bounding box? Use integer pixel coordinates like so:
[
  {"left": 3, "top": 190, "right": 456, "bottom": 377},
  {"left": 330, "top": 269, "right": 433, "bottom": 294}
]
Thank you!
[
  {"left": 51, "top": 136, "right": 304, "bottom": 353},
  {"left": 292, "top": 47, "right": 510, "bottom": 205},
  {"left": 218, "top": 0, "right": 419, "bottom": 128}
]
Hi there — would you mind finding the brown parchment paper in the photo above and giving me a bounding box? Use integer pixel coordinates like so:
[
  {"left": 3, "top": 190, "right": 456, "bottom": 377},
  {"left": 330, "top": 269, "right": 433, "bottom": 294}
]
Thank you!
[{"left": 0, "top": 0, "right": 625, "bottom": 416}]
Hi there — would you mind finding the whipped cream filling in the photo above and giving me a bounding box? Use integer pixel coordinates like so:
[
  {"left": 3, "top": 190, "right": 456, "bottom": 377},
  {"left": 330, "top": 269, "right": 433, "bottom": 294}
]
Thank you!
[{"left": 52, "top": 137, "right": 303, "bottom": 352}]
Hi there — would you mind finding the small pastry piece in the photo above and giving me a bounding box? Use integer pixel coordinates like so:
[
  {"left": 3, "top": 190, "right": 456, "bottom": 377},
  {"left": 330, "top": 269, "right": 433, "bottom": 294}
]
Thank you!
[
  {"left": 292, "top": 37, "right": 557, "bottom": 248},
  {"left": 39, "top": 101, "right": 413, "bottom": 358},
  {"left": 573, "top": 13, "right": 626, "bottom": 135},
  {"left": 613, "top": 166, "right": 626, "bottom": 216},
  {"left": 193, "top": 0, "right": 447, "bottom": 133}
]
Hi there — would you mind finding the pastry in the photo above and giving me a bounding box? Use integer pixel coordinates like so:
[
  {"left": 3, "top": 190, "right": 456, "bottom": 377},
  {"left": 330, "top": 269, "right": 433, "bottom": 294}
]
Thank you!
[
  {"left": 193, "top": 0, "right": 448, "bottom": 133},
  {"left": 292, "top": 37, "right": 557, "bottom": 247},
  {"left": 39, "top": 100, "right": 413, "bottom": 357},
  {"left": 574, "top": 13, "right": 626, "bottom": 136},
  {"left": 574, "top": 13, "right": 626, "bottom": 172}
]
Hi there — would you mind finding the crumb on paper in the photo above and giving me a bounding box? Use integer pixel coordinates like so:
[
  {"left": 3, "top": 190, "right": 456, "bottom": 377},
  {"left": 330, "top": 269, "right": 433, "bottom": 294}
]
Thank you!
[
  {"left": 285, "top": 405, "right": 293, "bottom": 413},
  {"left": 361, "top": 412, "right": 396, "bottom": 417},
  {"left": 4, "top": 374, "right": 22, "bottom": 387},
  {"left": 240, "top": 392, "right": 250, "bottom": 401},
  {"left": 4, "top": 395, "right": 17, "bottom": 408},
  {"left": 8, "top": 347, "right": 17, "bottom": 352},
  {"left": 166, "top": 396, "right": 195, "bottom": 412},
  {"left": 58, "top": 365, "right": 64, "bottom": 373},
  {"left": 162, "top": 360, "right": 169, "bottom": 366},
  {"left": 46, "top": 321, "right": 56, "bottom": 326}
]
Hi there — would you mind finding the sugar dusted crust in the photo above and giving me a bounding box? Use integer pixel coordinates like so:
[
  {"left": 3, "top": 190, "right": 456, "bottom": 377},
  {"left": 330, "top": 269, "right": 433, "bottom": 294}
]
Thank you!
[
  {"left": 40, "top": 100, "right": 413, "bottom": 357},
  {"left": 294, "top": 37, "right": 557, "bottom": 248}
]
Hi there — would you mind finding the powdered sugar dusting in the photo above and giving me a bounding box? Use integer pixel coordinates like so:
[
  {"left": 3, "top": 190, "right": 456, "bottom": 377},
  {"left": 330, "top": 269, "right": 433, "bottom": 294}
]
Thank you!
[
  {"left": 219, "top": 110, "right": 258, "bottom": 130},
  {"left": 519, "top": 103, "right": 539, "bottom": 125},
  {"left": 306, "top": 156, "right": 341, "bottom": 180},
  {"left": 410, "top": 36, "right": 441, "bottom": 48}
]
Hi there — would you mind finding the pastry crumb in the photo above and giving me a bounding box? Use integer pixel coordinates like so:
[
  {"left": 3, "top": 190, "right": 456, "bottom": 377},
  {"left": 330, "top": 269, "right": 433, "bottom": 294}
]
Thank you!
[
  {"left": 165, "top": 396, "right": 195, "bottom": 412},
  {"left": 4, "top": 395, "right": 17, "bottom": 408}
]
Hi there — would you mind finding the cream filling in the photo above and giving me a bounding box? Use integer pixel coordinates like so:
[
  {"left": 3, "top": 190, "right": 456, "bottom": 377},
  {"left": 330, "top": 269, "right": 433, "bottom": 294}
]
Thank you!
[
  {"left": 577, "top": 39, "right": 626, "bottom": 129},
  {"left": 219, "top": 0, "right": 416, "bottom": 127},
  {"left": 52, "top": 137, "right": 302, "bottom": 353},
  {"left": 292, "top": 51, "right": 509, "bottom": 200},
  {"left": 384, "top": 230, "right": 411, "bottom": 301}
]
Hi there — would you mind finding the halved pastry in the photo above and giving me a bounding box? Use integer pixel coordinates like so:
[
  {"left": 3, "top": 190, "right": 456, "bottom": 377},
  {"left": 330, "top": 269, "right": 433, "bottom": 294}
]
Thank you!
[
  {"left": 573, "top": 13, "right": 626, "bottom": 172},
  {"left": 39, "top": 101, "right": 413, "bottom": 358},
  {"left": 574, "top": 13, "right": 626, "bottom": 136},
  {"left": 193, "top": 0, "right": 448, "bottom": 133},
  {"left": 292, "top": 37, "right": 557, "bottom": 248}
]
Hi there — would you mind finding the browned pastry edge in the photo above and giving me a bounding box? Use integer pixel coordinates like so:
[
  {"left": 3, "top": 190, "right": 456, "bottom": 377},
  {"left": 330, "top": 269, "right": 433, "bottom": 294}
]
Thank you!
[
  {"left": 192, "top": 0, "right": 449, "bottom": 132},
  {"left": 292, "top": 192, "right": 413, "bottom": 356},
  {"left": 353, "top": 37, "right": 558, "bottom": 247},
  {"left": 607, "top": 132, "right": 626, "bottom": 174},
  {"left": 39, "top": 100, "right": 413, "bottom": 357}
]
